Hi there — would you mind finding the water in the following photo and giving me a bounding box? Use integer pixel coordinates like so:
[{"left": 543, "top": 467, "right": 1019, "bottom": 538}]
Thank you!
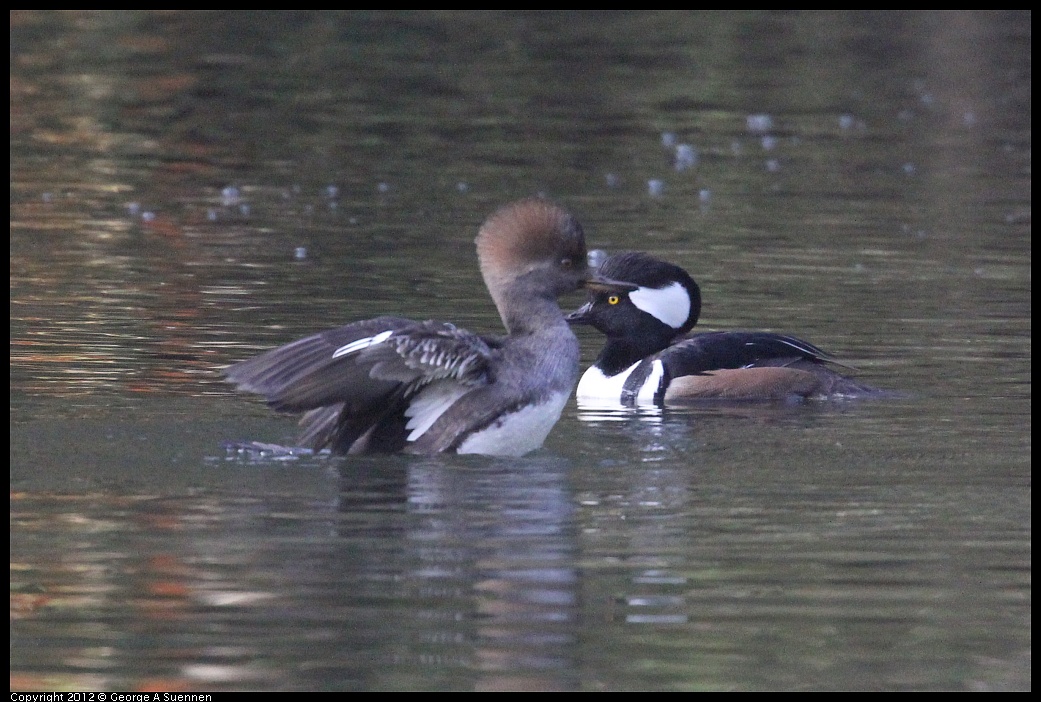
[{"left": 10, "top": 11, "right": 1030, "bottom": 691}]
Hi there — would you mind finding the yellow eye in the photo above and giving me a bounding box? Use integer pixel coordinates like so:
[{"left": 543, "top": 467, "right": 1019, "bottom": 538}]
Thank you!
[{"left": 608, "top": 295, "right": 620, "bottom": 305}]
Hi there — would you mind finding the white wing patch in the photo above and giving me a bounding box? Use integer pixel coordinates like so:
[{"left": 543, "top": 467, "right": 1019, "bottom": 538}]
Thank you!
[
  {"left": 629, "top": 282, "right": 690, "bottom": 329},
  {"left": 332, "top": 330, "right": 394, "bottom": 358},
  {"left": 404, "top": 381, "right": 471, "bottom": 441}
]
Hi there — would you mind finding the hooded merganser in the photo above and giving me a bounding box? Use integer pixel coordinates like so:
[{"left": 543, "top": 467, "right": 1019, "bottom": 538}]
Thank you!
[
  {"left": 566, "top": 252, "right": 883, "bottom": 405},
  {"left": 225, "top": 198, "right": 626, "bottom": 456}
]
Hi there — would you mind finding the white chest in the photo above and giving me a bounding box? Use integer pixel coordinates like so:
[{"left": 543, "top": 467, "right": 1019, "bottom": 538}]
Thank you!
[
  {"left": 575, "top": 360, "right": 664, "bottom": 405},
  {"left": 456, "top": 391, "right": 570, "bottom": 456}
]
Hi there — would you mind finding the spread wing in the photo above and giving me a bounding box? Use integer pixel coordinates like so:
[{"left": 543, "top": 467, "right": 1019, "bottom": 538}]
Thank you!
[{"left": 225, "top": 316, "right": 497, "bottom": 453}]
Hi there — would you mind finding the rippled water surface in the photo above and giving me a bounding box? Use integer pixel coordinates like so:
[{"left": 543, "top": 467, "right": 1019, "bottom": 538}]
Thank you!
[{"left": 11, "top": 11, "right": 1030, "bottom": 692}]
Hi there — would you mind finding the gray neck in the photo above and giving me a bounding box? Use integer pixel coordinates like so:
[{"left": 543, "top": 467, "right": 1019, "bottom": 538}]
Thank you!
[{"left": 490, "top": 273, "right": 572, "bottom": 336}]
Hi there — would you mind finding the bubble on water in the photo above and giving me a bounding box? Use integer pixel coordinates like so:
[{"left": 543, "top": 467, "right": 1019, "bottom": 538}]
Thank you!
[
  {"left": 588, "top": 249, "right": 609, "bottom": 269},
  {"left": 746, "top": 114, "right": 774, "bottom": 133},
  {"left": 221, "top": 186, "right": 241, "bottom": 207},
  {"left": 674, "top": 144, "right": 697, "bottom": 171}
]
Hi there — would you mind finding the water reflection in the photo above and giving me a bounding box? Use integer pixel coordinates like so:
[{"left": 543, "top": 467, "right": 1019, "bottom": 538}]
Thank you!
[
  {"left": 11, "top": 454, "right": 584, "bottom": 691},
  {"left": 400, "top": 457, "right": 578, "bottom": 691}
]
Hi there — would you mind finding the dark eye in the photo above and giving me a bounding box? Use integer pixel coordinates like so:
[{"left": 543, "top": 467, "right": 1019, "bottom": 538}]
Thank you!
[
  {"left": 560, "top": 257, "right": 574, "bottom": 269},
  {"left": 608, "top": 295, "right": 620, "bottom": 305}
]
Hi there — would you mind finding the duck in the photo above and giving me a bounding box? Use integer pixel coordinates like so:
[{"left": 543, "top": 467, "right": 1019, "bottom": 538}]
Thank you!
[
  {"left": 566, "top": 251, "right": 883, "bottom": 405},
  {"left": 224, "top": 198, "right": 628, "bottom": 456}
]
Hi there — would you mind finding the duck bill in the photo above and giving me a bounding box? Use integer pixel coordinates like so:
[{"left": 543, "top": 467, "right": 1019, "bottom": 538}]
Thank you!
[
  {"left": 565, "top": 301, "right": 594, "bottom": 325},
  {"left": 583, "top": 272, "right": 637, "bottom": 294}
]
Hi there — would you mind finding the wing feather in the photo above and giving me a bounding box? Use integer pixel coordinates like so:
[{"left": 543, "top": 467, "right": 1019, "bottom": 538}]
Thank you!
[{"left": 225, "top": 317, "right": 496, "bottom": 452}]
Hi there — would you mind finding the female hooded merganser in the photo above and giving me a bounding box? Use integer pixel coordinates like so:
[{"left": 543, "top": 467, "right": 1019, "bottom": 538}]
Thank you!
[
  {"left": 567, "top": 252, "right": 882, "bottom": 405},
  {"left": 225, "top": 198, "right": 626, "bottom": 456}
]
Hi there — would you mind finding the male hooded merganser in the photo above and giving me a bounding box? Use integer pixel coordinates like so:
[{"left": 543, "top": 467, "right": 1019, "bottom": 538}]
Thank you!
[
  {"left": 567, "top": 252, "right": 882, "bottom": 405},
  {"left": 225, "top": 198, "right": 626, "bottom": 456}
]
